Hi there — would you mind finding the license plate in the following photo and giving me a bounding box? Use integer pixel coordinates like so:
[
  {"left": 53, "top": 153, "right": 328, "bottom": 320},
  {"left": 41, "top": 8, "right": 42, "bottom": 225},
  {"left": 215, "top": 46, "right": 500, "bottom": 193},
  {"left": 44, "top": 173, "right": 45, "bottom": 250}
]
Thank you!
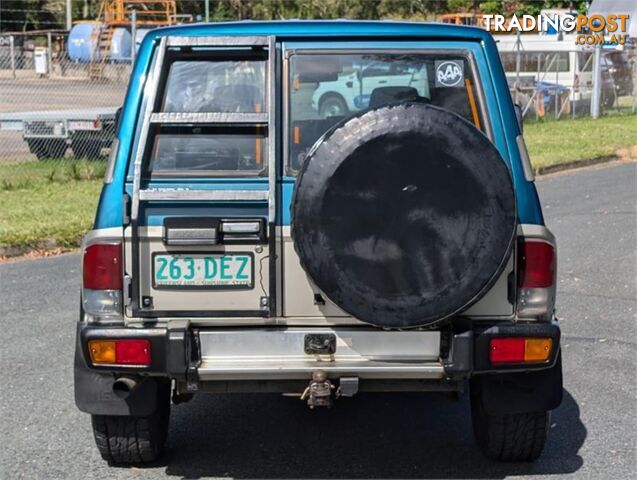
[{"left": 153, "top": 253, "right": 253, "bottom": 288}]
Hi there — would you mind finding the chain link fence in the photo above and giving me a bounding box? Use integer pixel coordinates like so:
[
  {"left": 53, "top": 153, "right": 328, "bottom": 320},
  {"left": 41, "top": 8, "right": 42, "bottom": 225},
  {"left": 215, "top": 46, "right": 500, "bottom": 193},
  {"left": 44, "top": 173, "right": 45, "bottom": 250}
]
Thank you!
[
  {"left": 0, "top": 29, "right": 130, "bottom": 190},
  {"left": 497, "top": 37, "right": 637, "bottom": 121}
]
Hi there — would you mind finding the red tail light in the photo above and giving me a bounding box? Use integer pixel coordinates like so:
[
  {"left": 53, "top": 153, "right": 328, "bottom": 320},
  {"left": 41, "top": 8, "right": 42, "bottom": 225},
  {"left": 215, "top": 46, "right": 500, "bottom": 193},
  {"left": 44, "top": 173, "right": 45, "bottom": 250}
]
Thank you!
[
  {"left": 517, "top": 240, "right": 555, "bottom": 288},
  {"left": 490, "top": 337, "right": 525, "bottom": 363},
  {"left": 115, "top": 339, "right": 151, "bottom": 365},
  {"left": 83, "top": 243, "right": 123, "bottom": 290}
]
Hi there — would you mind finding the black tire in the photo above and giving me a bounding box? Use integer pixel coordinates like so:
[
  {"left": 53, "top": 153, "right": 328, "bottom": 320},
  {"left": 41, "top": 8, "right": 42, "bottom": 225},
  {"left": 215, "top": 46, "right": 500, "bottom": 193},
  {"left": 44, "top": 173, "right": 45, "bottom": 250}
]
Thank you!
[
  {"left": 292, "top": 103, "right": 516, "bottom": 329},
  {"left": 319, "top": 94, "right": 348, "bottom": 117},
  {"left": 72, "top": 140, "right": 102, "bottom": 159},
  {"left": 471, "top": 380, "right": 549, "bottom": 461},
  {"left": 27, "top": 138, "right": 67, "bottom": 160},
  {"left": 91, "top": 381, "right": 170, "bottom": 465}
]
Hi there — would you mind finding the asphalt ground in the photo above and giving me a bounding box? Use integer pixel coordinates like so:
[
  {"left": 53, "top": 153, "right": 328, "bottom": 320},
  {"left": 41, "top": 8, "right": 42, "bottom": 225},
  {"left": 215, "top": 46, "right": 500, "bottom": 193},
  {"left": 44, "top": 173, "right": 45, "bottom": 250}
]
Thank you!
[{"left": 0, "top": 161, "right": 635, "bottom": 479}]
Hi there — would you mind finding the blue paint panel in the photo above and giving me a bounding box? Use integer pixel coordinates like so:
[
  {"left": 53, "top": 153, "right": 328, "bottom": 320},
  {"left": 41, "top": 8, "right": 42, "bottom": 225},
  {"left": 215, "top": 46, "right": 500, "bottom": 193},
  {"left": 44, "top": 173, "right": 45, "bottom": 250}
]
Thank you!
[{"left": 95, "top": 20, "right": 544, "bottom": 231}]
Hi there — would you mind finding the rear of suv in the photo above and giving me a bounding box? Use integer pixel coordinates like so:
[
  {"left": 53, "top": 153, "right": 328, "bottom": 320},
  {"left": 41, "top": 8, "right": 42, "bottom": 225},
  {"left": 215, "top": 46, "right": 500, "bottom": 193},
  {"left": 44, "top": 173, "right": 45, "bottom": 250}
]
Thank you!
[{"left": 74, "top": 21, "right": 562, "bottom": 465}]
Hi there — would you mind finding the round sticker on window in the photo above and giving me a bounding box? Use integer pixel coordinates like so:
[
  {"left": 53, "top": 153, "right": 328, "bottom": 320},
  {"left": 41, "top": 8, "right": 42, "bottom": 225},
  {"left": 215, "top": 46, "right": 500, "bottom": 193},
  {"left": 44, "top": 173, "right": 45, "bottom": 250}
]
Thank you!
[{"left": 435, "top": 60, "right": 464, "bottom": 87}]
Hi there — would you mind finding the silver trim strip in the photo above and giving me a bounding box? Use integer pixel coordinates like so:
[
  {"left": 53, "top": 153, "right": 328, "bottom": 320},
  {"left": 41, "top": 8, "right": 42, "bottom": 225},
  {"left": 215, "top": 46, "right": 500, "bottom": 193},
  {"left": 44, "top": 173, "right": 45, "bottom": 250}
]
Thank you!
[
  {"left": 150, "top": 112, "right": 268, "bottom": 125},
  {"left": 516, "top": 135, "right": 535, "bottom": 181},
  {"left": 138, "top": 189, "right": 268, "bottom": 201},
  {"left": 131, "top": 36, "right": 167, "bottom": 222},
  {"left": 267, "top": 36, "right": 276, "bottom": 222},
  {"left": 167, "top": 36, "right": 269, "bottom": 47},
  {"left": 197, "top": 363, "right": 445, "bottom": 381}
]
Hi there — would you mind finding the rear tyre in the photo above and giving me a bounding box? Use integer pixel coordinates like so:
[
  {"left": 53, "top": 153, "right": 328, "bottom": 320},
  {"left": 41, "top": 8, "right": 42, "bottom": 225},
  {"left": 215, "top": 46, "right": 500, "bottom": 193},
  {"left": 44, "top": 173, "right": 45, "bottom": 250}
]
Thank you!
[
  {"left": 27, "top": 139, "right": 67, "bottom": 160},
  {"left": 470, "top": 380, "right": 549, "bottom": 461},
  {"left": 91, "top": 380, "right": 170, "bottom": 465},
  {"left": 72, "top": 140, "right": 102, "bottom": 159}
]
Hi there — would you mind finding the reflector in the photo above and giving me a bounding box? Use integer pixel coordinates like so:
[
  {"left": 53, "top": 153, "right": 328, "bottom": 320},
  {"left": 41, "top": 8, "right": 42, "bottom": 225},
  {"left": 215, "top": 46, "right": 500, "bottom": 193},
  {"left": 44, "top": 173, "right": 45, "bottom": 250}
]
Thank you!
[
  {"left": 115, "top": 339, "right": 151, "bottom": 365},
  {"left": 88, "top": 340, "right": 116, "bottom": 364},
  {"left": 489, "top": 337, "right": 553, "bottom": 364},
  {"left": 88, "top": 339, "right": 151, "bottom": 366},
  {"left": 524, "top": 338, "right": 553, "bottom": 362},
  {"left": 489, "top": 337, "right": 525, "bottom": 363}
]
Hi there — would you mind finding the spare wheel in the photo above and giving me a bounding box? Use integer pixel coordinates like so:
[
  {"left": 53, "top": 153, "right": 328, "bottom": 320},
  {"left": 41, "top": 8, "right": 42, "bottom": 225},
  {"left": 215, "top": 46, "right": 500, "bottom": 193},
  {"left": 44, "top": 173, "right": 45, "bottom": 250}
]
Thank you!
[{"left": 291, "top": 103, "right": 516, "bottom": 328}]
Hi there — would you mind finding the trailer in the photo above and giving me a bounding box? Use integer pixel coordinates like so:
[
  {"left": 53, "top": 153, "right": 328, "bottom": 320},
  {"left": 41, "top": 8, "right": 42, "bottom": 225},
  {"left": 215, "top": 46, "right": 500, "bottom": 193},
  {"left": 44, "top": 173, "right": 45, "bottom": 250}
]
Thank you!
[{"left": 0, "top": 107, "right": 118, "bottom": 159}]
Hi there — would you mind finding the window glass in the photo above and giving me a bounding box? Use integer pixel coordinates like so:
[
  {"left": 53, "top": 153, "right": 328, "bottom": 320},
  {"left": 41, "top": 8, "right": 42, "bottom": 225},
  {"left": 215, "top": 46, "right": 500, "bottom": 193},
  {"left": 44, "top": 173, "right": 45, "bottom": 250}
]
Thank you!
[
  {"left": 162, "top": 59, "right": 266, "bottom": 113},
  {"left": 148, "top": 126, "right": 267, "bottom": 176},
  {"left": 148, "top": 57, "right": 268, "bottom": 176},
  {"left": 288, "top": 52, "right": 485, "bottom": 173}
]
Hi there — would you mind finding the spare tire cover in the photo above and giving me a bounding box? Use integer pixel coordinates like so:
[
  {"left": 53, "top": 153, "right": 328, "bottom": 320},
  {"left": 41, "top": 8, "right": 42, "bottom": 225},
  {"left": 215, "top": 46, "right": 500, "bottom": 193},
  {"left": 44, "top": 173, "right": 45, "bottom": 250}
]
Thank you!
[{"left": 292, "top": 103, "right": 516, "bottom": 328}]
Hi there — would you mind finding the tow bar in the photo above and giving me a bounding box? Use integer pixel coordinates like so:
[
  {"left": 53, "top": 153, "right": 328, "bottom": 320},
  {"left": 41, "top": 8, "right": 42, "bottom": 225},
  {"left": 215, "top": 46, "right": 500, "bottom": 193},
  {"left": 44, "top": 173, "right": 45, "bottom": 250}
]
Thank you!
[{"left": 301, "top": 371, "right": 359, "bottom": 408}]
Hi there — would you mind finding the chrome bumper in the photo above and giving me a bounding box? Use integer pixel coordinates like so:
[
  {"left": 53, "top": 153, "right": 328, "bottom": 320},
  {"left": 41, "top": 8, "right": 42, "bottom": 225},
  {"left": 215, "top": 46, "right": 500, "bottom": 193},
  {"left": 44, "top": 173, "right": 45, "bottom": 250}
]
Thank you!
[{"left": 197, "top": 328, "right": 443, "bottom": 380}]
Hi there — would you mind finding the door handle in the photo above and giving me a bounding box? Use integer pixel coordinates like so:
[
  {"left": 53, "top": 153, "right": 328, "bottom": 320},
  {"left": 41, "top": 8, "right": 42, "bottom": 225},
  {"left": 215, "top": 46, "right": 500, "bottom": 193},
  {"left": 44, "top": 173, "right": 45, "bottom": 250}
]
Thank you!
[{"left": 163, "top": 218, "right": 219, "bottom": 246}]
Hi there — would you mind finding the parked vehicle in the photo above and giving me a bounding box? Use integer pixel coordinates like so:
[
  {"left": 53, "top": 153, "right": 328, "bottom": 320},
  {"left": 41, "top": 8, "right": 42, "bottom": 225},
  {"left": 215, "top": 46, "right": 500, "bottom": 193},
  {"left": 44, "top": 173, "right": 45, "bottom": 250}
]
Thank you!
[
  {"left": 311, "top": 61, "right": 428, "bottom": 116},
  {"left": 0, "top": 107, "right": 117, "bottom": 159},
  {"left": 75, "top": 21, "right": 562, "bottom": 466}
]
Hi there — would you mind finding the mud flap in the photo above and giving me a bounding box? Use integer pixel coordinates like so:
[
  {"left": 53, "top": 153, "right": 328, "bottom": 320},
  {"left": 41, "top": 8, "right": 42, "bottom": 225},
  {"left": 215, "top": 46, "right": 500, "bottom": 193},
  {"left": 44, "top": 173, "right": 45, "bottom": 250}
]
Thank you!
[
  {"left": 73, "top": 326, "right": 159, "bottom": 416},
  {"left": 472, "top": 353, "right": 563, "bottom": 415}
]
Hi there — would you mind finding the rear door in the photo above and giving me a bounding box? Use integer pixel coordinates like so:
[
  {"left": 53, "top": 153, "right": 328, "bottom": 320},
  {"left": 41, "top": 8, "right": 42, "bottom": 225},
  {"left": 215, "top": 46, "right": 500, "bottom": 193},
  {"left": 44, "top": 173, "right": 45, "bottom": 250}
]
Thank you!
[{"left": 124, "top": 35, "right": 278, "bottom": 321}]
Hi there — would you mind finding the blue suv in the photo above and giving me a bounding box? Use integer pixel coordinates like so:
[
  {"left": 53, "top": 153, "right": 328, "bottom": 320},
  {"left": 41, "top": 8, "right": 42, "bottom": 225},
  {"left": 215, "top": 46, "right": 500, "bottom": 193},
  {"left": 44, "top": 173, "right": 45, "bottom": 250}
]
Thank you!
[{"left": 74, "top": 21, "right": 562, "bottom": 465}]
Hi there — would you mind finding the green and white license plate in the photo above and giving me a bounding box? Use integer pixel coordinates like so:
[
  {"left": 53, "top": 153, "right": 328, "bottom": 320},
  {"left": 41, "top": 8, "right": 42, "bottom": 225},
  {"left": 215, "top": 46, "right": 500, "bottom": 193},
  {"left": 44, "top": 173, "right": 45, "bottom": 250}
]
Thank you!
[{"left": 153, "top": 253, "right": 253, "bottom": 288}]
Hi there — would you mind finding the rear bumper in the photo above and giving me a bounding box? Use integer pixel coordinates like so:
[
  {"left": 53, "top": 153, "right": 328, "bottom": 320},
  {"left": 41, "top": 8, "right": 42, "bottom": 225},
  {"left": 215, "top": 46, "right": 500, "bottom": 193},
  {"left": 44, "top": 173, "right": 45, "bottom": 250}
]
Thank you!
[
  {"left": 75, "top": 320, "right": 561, "bottom": 415},
  {"left": 76, "top": 319, "right": 560, "bottom": 382}
]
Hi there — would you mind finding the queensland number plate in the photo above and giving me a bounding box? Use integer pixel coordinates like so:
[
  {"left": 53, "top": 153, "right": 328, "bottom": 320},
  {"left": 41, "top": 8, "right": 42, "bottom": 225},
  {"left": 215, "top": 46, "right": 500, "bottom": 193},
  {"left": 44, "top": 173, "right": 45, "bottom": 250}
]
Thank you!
[{"left": 153, "top": 253, "right": 253, "bottom": 288}]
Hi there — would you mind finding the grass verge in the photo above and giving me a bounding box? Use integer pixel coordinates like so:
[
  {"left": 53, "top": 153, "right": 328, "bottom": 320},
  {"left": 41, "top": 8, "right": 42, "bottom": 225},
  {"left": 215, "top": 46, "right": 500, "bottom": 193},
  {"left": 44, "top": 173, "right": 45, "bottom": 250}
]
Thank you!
[
  {"left": 524, "top": 111, "right": 637, "bottom": 172},
  {"left": 0, "top": 160, "right": 104, "bottom": 251}
]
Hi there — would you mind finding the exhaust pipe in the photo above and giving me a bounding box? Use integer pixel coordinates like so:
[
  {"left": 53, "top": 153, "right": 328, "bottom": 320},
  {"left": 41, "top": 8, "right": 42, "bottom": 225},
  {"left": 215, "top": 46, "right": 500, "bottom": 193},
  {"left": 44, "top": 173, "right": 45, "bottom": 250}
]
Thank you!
[{"left": 112, "top": 376, "right": 140, "bottom": 399}]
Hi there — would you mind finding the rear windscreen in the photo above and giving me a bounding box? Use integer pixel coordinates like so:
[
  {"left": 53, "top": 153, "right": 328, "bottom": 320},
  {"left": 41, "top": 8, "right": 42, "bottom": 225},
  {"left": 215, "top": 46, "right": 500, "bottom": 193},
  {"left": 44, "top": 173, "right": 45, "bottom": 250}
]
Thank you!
[
  {"left": 148, "top": 126, "right": 267, "bottom": 176},
  {"left": 146, "top": 55, "right": 268, "bottom": 176},
  {"left": 287, "top": 52, "right": 487, "bottom": 174},
  {"left": 161, "top": 59, "right": 267, "bottom": 113}
]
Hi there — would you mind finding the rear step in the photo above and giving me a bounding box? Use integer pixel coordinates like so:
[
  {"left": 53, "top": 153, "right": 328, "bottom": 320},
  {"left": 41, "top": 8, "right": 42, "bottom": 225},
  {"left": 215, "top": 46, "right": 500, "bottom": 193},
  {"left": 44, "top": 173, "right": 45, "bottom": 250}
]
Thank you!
[{"left": 196, "top": 328, "right": 443, "bottom": 380}]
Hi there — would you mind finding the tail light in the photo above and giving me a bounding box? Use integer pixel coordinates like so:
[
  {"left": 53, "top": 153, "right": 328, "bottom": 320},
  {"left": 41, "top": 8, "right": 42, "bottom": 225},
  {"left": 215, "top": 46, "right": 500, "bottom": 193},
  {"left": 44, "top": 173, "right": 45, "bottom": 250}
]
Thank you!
[
  {"left": 489, "top": 337, "right": 553, "bottom": 364},
  {"left": 517, "top": 239, "right": 556, "bottom": 319},
  {"left": 88, "top": 339, "right": 151, "bottom": 366},
  {"left": 82, "top": 243, "right": 123, "bottom": 318}
]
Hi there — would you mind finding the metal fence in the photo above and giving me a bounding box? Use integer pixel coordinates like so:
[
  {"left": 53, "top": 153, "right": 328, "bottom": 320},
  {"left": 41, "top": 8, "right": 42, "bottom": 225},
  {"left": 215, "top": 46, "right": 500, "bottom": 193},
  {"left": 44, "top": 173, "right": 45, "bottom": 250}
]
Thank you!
[
  {"left": 0, "top": 30, "right": 130, "bottom": 188},
  {"left": 498, "top": 37, "right": 637, "bottom": 121}
]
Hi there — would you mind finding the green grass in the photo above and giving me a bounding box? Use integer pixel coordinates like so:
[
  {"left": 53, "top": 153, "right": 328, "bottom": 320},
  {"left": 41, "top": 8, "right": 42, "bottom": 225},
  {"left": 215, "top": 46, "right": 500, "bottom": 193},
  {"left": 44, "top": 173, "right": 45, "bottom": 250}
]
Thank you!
[
  {"left": 524, "top": 112, "right": 637, "bottom": 171},
  {"left": 0, "top": 180, "right": 103, "bottom": 249},
  {"left": 0, "top": 159, "right": 106, "bottom": 191}
]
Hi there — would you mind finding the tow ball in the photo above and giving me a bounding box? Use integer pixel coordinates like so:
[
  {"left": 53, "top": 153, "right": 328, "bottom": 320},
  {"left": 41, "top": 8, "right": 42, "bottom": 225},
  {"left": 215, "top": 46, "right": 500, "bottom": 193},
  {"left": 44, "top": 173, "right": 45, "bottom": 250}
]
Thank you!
[
  {"left": 301, "top": 371, "right": 334, "bottom": 408},
  {"left": 301, "top": 371, "right": 359, "bottom": 408}
]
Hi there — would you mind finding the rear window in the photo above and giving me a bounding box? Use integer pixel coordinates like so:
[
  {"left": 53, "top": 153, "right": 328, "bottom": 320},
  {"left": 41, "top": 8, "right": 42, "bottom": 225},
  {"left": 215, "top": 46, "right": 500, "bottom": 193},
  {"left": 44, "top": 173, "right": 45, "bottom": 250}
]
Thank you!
[
  {"left": 162, "top": 59, "right": 267, "bottom": 113},
  {"left": 287, "top": 52, "right": 487, "bottom": 174},
  {"left": 146, "top": 55, "right": 268, "bottom": 177},
  {"left": 148, "top": 126, "right": 267, "bottom": 176}
]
